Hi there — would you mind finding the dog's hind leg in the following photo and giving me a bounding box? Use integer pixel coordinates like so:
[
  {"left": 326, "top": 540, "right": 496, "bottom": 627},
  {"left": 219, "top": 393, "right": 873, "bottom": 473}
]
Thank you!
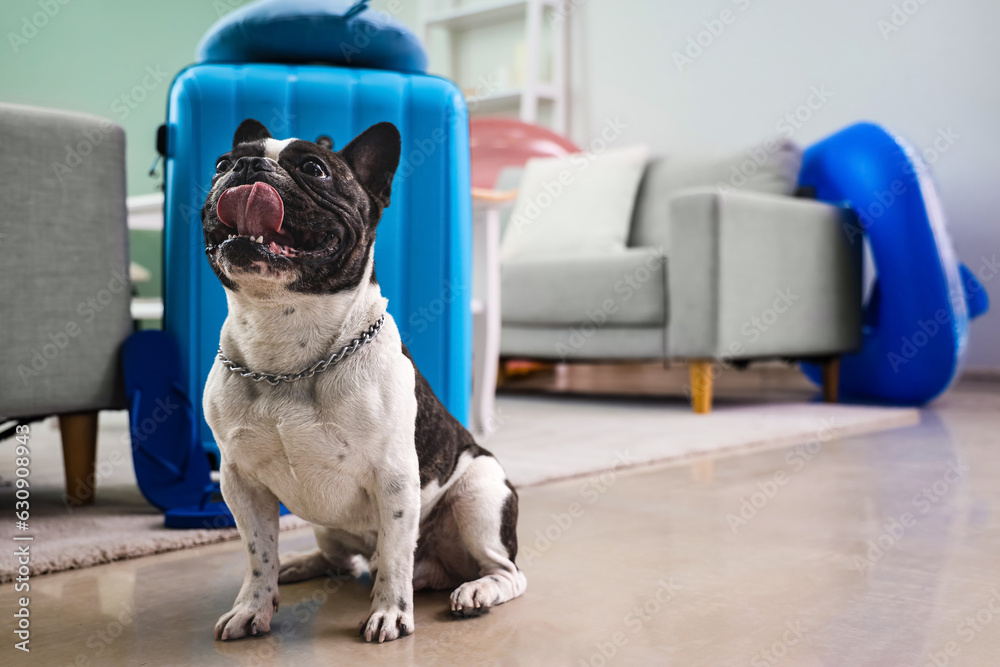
[
  {"left": 447, "top": 454, "right": 527, "bottom": 617},
  {"left": 279, "top": 527, "right": 368, "bottom": 584},
  {"left": 277, "top": 549, "right": 335, "bottom": 584}
]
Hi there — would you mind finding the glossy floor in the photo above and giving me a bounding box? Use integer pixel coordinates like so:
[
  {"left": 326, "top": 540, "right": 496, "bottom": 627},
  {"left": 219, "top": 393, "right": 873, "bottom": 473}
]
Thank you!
[{"left": 4, "top": 379, "right": 1000, "bottom": 666}]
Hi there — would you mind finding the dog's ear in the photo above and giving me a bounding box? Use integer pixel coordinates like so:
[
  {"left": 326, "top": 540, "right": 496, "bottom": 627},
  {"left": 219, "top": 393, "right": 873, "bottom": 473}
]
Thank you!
[
  {"left": 316, "top": 135, "right": 334, "bottom": 150},
  {"left": 233, "top": 119, "right": 272, "bottom": 149},
  {"left": 339, "top": 122, "right": 401, "bottom": 208}
]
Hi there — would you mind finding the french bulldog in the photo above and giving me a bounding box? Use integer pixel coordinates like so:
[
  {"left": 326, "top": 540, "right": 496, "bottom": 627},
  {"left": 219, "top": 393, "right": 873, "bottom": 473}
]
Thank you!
[{"left": 201, "top": 119, "right": 525, "bottom": 643}]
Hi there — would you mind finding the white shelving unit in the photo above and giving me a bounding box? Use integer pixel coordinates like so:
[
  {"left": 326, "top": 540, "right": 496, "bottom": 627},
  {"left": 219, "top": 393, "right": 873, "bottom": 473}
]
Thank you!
[{"left": 421, "top": 0, "right": 569, "bottom": 133}]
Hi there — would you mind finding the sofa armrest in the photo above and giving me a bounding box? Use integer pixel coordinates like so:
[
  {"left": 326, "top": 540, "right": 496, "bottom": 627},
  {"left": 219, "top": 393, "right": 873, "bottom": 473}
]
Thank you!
[{"left": 667, "top": 188, "right": 862, "bottom": 360}]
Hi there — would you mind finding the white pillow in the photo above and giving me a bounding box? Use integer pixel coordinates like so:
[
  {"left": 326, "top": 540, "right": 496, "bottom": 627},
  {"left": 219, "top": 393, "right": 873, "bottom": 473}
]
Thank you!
[{"left": 500, "top": 144, "right": 650, "bottom": 261}]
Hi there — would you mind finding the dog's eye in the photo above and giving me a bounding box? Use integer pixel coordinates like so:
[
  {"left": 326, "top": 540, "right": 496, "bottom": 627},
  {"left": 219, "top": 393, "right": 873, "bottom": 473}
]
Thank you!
[
  {"left": 300, "top": 159, "right": 327, "bottom": 178},
  {"left": 215, "top": 158, "right": 232, "bottom": 173}
]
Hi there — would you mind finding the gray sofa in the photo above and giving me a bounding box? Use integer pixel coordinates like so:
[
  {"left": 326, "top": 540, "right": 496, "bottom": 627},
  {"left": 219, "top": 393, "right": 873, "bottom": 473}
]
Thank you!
[
  {"left": 498, "top": 142, "right": 862, "bottom": 412},
  {"left": 0, "top": 103, "right": 131, "bottom": 503}
]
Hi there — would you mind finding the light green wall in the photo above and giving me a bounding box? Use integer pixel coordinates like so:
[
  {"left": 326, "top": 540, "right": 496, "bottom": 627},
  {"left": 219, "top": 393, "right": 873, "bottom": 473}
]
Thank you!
[
  {"left": 0, "top": 0, "right": 420, "bottom": 197},
  {"left": 0, "top": 0, "right": 249, "bottom": 196}
]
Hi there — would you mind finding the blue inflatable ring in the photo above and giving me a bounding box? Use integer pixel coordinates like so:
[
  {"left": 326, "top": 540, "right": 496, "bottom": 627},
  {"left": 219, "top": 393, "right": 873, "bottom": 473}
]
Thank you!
[
  {"left": 197, "top": 0, "right": 428, "bottom": 73},
  {"left": 799, "top": 123, "right": 988, "bottom": 404}
]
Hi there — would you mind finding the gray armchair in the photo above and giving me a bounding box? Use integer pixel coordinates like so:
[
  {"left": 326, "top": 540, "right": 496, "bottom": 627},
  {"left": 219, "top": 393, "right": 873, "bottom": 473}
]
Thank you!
[
  {"left": 0, "top": 103, "right": 131, "bottom": 503},
  {"left": 497, "top": 143, "right": 862, "bottom": 412}
]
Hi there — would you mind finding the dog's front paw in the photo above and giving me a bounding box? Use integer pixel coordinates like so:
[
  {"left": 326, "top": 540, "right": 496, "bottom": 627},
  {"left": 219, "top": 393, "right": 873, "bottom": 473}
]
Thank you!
[
  {"left": 214, "top": 594, "right": 279, "bottom": 641},
  {"left": 359, "top": 603, "right": 414, "bottom": 643},
  {"left": 450, "top": 578, "right": 502, "bottom": 618}
]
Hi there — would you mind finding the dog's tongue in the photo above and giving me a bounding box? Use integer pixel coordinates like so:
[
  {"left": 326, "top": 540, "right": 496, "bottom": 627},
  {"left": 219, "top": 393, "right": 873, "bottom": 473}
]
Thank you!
[{"left": 217, "top": 182, "right": 284, "bottom": 238}]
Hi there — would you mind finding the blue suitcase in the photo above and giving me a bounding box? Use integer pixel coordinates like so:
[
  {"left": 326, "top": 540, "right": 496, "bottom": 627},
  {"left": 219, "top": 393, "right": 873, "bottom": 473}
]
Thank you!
[{"left": 162, "top": 63, "right": 472, "bottom": 463}]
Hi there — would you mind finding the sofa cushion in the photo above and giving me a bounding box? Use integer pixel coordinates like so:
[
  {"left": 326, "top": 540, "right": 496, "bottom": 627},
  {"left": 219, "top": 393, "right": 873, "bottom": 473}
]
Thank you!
[
  {"left": 502, "top": 248, "right": 667, "bottom": 327},
  {"left": 630, "top": 138, "right": 802, "bottom": 251},
  {"left": 500, "top": 144, "right": 649, "bottom": 261}
]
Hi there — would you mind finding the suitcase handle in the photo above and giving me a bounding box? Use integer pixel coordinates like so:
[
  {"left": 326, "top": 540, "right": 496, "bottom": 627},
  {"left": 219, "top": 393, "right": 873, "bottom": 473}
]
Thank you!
[
  {"left": 156, "top": 123, "right": 168, "bottom": 157},
  {"left": 149, "top": 124, "right": 169, "bottom": 177}
]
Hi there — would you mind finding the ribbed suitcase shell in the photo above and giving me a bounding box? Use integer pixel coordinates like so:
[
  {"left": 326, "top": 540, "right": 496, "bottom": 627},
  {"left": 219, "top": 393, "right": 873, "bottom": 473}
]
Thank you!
[{"left": 163, "top": 64, "right": 471, "bottom": 460}]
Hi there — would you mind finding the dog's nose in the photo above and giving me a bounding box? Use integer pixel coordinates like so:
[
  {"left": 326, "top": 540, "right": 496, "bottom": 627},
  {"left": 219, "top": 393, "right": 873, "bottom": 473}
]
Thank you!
[{"left": 233, "top": 156, "right": 275, "bottom": 178}]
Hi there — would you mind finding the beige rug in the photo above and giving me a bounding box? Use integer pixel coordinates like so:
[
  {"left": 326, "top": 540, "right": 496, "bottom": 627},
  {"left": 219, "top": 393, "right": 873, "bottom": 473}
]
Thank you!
[
  {"left": 0, "top": 396, "right": 918, "bottom": 582},
  {"left": 492, "top": 395, "right": 919, "bottom": 486}
]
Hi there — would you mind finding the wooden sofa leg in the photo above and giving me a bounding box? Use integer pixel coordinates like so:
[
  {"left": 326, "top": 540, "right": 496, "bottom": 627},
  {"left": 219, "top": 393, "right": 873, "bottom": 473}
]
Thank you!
[
  {"left": 59, "top": 412, "right": 99, "bottom": 507},
  {"left": 821, "top": 357, "right": 841, "bottom": 403},
  {"left": 689, "top": 360, "right": 714, "bottom": 414}
]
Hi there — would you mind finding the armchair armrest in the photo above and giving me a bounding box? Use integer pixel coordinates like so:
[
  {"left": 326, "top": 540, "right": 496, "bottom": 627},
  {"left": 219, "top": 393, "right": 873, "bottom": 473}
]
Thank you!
[{"left": 667, "top": 188, "right": 862, "bottom": 360}]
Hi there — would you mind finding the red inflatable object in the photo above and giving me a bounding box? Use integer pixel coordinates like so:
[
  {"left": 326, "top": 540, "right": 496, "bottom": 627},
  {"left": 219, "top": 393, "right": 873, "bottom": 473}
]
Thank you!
[{"left": 469, "top": 117, "right": 580, "bottom": 188}]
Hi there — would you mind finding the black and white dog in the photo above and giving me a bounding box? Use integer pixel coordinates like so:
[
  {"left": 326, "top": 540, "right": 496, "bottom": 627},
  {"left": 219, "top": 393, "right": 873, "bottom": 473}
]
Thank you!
[{"left": 201, "top": 119, "right": 525, "bottom": 643}]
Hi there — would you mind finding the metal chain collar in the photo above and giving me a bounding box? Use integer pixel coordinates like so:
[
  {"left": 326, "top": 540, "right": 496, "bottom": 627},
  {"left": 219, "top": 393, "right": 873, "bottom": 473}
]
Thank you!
[{"left": 217, "top": 314, "right": 385, "bottom": 386}]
